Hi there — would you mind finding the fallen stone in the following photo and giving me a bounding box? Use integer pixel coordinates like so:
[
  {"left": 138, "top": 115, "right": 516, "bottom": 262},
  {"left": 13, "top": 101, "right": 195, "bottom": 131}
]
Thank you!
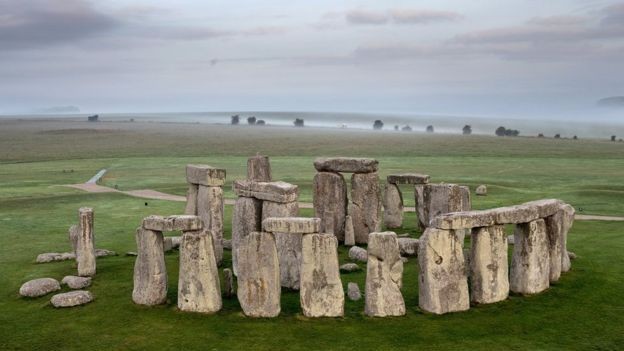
[
  {"left": 313, "top": 171, "right": 348, "bottom": 239},
  {"left": 383, "top": 183, "right": 403, "bottom": 229},
  {"left": 77, "top": 207, "right": 96, "bottom": 277},
  {"left": 398, "top": 238, "right": 419, "bottom": 256},
  {"left": 470, "top": 225, "right": 509, "bottom": 304},
  {"left": 186, "top": 164, "right": 226, "bottom": 186},
  {"left": 348, "top": 246, "right": 368, "bottom": 262},
  {"left": 142, "top": 215, "right": 203, "bottom": 232},
  {"left": 387, "top": 173, "right": 430, "bottom": 185},
  {"left": 170, "top": 236, "right": 182, "bottom": 249},
  {"left": 365, "top": 232, "right": 405, "bottom": 317},
  {"left": 197, "top": 185, "right": 224, "bottom": 265},
  {"left": 126, "top": 251, "right": 138, "bottom": 256},
  {"left": 397, "top": 233, "right": 411, "bottom": 238},
  {"left": 510, "top": 219, "right": 550, "bottom": 295},
  {"left": 351, "top": 172, "right": 382, "bottom": 244},
  {"left": 232, "top": 196, "right": 262, "bottom": 276},
  {"left": 223, "top": 268, "right": 235, "bottom": 298},
  {"left": 132, "top": 227, "right": 167, "bottom": 305},
  {"left": 223, "top": 239, "right": 232, "bottom": 250},
  {"left": 61, "top": 276, "right": 92, "bottom": 289},
  {"left": 247, "top": 154, "right": 272, "bottom": 182},
  {"left": 95, "top": 249, "right": 117, "bottom": 257},
  {"left": 51, "top": 290, "right": 93, "bottom": 307},
  {"left": 568, "top": 251, "right": 577, "bottom": 260},
  {"left": 347, "top": 282, "right": 361, "bottom": 301},
  {"left": 233, "top": 180, "right": 298, "bottom": 203},
  {"left": 262, "top": 200, "right": 301, "bottom": 289},
  {"left": 36, "top": 252, "right": 76, "bottom": 263},
  {"left": 344, "top": 214, "right": 355, "bottom": 246},
  {"left": 163, "top": 237, "right": 173, "bottom": 252},
  {"left": 475, "top": 185, "right": 487, "bottom": 196},
  {"left": 262, "top": 217, "right": 321, "bottom": 234},
  {"left": 184, "top": 184, "right": 198, "bottom": 215},
  {"left": 19, "top": 278, "right": 61, "bottom": 297},
  {"left": 340, "top": 263, "right": 361, "bottom": 272},
  {"left": 313, "top": 157, "right": 378, "bottom": 173}
]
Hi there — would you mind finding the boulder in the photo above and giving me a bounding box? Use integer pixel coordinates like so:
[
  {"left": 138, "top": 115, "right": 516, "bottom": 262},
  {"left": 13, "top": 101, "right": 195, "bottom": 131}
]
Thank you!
[
  {"left": 510, "top": 219, "right": 550, "bottom": 294},
  {"left": 184, "top": 184, "right": 199, "bottom": 215},
  {"left": 61, "top": 276, "right": 92, "bottom": 289},
  {"left": 401, "top": 257, "right": 409, "bottom": 263},
  {"left": 365, "top": 232, "right": 405, "bottom": 317},
  {"left": 232, "top": 197, "right": 262, "bottom": 276},
  {"left": 351, "top": 172, "right": 382, "bottom": 243},
  {"left": 339, "top": 263, "right": 361, "bottom": 273},
  {"left": 262, "top": 201, "right": 300, "bottom": 289},
  {"left": 186, "top": 164, "right": 226, "bottom": 187},
  {"left": 347, "top": 282, "right": 362, "bottom": 301},
  {"left": 233, "top": 180, "right": 298, "bottom": 203},
  {"left": 77, "top": 207, "right": 96, "bottom": 277},
  {"left": 313, "top": 157, "right": 378, "bottom": 173},
  {"left": 36, "top": 252, "right": 76, "bottom": 263},
  {"left": 313, "top": 172, "right": 348, "bottom": 240},
  {"left": 51, "top": 290, "right": 93, "bottom": 307},
  {"left": 142, "top": 215, "right": 203, "bottom": 232},
  {"left": 383, "top": 183, "right": 403, "bottom": 229},
  {"left": 387, "top": 173, "right": 430, "bottom": 185},
  {"left": 95, "top": 249, "right": 117, "bottom": 257},
  {"left": 398, "top": 238, "right": 419, "bottom": 256},
  {"left": 223, "top": 268, "right": 235, "bottom": 298},
  {"left": 262, "top": 217, "right": 321, "bottom": 234},
  {"left": 348, "top": 246, "right": 368, "bottom": 262},
  {"left": 475, "top": 185, "right": 487, "bottom": 196},
  {"left": 469, "top": 225, "right": 509, "bottom": 304},
  {"left": 197, "top": 185, "right": 224, "bottom": 265},
  {"left": 247, "top": 154, "right": 272, "bottom": 182},
  {"left": 19, "top": 278, "right": 61, "bottom": 297},
  {"left": 132, "top": 227, "right": 167, "bottom": 305}
]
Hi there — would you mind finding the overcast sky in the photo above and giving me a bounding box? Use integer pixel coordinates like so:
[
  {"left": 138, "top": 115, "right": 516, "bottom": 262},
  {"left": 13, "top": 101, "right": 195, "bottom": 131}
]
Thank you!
[{"left": 1, "top": 0, "right": 623, "bottom": 119}]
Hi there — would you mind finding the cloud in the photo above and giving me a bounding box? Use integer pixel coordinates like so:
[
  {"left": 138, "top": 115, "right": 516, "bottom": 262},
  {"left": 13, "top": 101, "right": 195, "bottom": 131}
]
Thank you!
[
  {"left": 344, "top": 8, "right": 462, "bottom": 26},
  {"left": 346, "top": 9, "right": 389, "bottom": 25}
]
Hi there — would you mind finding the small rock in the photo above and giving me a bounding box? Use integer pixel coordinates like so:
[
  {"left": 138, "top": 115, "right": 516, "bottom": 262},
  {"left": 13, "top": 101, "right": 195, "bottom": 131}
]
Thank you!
[
  {"left": 398, "top": 238, "right": 419, "bottom": 256},
  {"left": 51, "top": 290, "right": 93, "bottom": 307},
  {"left": 126, "top": 252, "right": 138, "bottom": 256},
  {"left": 348, "top": 246, "right": 368, "bottom": 262},
  {"left": 568, "top": 251, "right": 577, "bottom": 260},
  {"left": 475, "top": 185, "right": 487, "bottom": 196},
  {"left": 401, "top": 257, "right": 409, "bottom": 263},
  {"left": 95, "top": 249, "right": 117, "bottom": 257},
  {"left": 507, "top": 235, "right": 515, "bottom": 245},
  {"left": 340, "top": 263, "right": 360, "bottom": 273},
  {"left": 36, "top": 252, "right": 75, "bottom": 263},
  {"left": 61, "top": 276, "right": 92, "bottom": 289},
  {"left": 19, "top": 278, "right": 61, "bottom": 297},
  {"left": 347, "top": 282, "right": 361, "bottom": 301},
  {"left": 223, "top": 239, "right": 232, "bottom": 250}
]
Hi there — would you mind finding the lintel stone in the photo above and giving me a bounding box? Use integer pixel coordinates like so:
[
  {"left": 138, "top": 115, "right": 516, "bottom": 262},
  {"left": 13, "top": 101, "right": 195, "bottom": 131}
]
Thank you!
[
  {"left": 262, "top": 217, "right": 321, "bottom": 234},
  {"left": 142, "top": 215, "right": 203, "bottom": 232},
  {"left": 313, "top": 157, "right": 378, "bottom": 173},
  {"left": 186, "top": 164, "right": 226, "bottom": 186},
  {"left": 387, "top": 173, "right": 430, "bottom": 185},
  {"left": 233, "top": 180, "right": 298, "bottom": 203}
]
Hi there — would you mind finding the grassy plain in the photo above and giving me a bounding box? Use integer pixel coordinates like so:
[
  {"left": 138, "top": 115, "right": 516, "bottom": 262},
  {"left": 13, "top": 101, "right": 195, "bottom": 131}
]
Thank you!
[{"left": 0, "top": 118, "right": 623, "bottom": 350}]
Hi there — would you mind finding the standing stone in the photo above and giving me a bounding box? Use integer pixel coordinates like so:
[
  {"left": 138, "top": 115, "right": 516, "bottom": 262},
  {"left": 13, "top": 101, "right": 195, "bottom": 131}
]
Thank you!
[
  {"left": 197, "top": 185, "right": 224, "bottom": 265},
  {"left": 470, "top": 225, "right": 509, "bottom": 304},
  {"left": 418, "top": 228, "right": 469, "bottom": 314},
  {"left": 347, "top": 282, "right": 362, "bottom": 301},
  {"left": 184, "top": 184, "right": 199, "bottom": 215},
  {"left": 422, "top": 184, "right": 463, "bottom": 228},
  {"left": 460, "top": 186, "right": 471, "bottom": 211},
  {"left": 414, "top": 184, "right": 426, "bottom": 230},
  {"left": 351, "top": 172, "right": 382, "bottom": 244},
  {"left": 223, "top": 268, "right": 235, "bottom": 298},
  {"left": 545, "top": 211, "right": 565, "bottom": 283},
  {"left": 237, "top": 232, "right": 281, "bottom": 317},
  {"left": 313, "top": 172, "right": 347, "bottom": 240},
  {"left": 247, "top": 154, "right": 272, "bottom": 182},
  {"left": 232, "top": 197, "right": 262, "bottom": 276},
  {"left": 178, "top": 229, "right": 222, "bottom": 313},
  {"left": 383, "top": 183, "right": 403, "bottom": 229},
  {"left": 560, "top": 204, "right": 575, "bottom": 273},
  {"left": 365, "top": 232, "right": 405, "bottom": 317},
  {"left": 300, "top": 233, "right": 344, "bottom": 317},
  {"left": 77, "top": 207, "right": 96, "bottom": 277},
  {"left": 68, "top": 224, "right": 79, "bottom": 254},
  {"left": 510, "top": 219, "right": 550, "bottom": 294},
  {"left": 132, "top": 227, "right": 167, "bottom": 305},
  {"left": 344, "top": 214, "right": 355, "bottom": 246},
  {"left": 262, "top": 201, "right": 300, "bottom": 289}
]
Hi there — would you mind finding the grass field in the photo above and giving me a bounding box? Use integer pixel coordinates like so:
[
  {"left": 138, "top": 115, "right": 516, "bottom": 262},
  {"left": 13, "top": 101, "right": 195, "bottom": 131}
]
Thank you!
[{"left": 1, "top": 118, "right": 623, "bottom": 350}]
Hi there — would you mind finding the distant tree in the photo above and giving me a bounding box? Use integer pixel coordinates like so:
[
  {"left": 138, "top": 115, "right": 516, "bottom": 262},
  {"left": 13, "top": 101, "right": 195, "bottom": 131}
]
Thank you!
[
  {"left": 394, "top": 125, "right": 399, "bottom": 131},
  {"left": 130, "top": 118, "right": 134, "bottom": 123},
  {"left": 538, "top": 133, "right": 544, "bottom": 138},
  {"left": 462, "top": 125, "right": 472, "bottom": 135},
  {"left": 554, "top": 134, "right": 561, "bottom": 139},
  {"left": 573, "top": 135, "right": 578, "bottom": 140},
  {"left": 611, "top": 135, "right": 617, "bottom": 142},
  {"left": 256, "top": 120, "right": 266, "bottom": 126},
  {"left": 373, "top": 120, "right": 384, "bottom": 130},
  {"left": 510, "top": 129, "right": 520, "bottom": 137},
  {"left": 426, "top": 125, "right": 434, "bottom": 133},
  {"left": 495, "top": 126, "right": 506, "bottom": 136},
  {"left": 247, "top": 116, "right": 257, "bottom": 125},
  {"left": 231, "top": 115, "right": 240, "bottom": 125},
  {"left": 401, "top": 125, "right": 412, "bottom": 132}
]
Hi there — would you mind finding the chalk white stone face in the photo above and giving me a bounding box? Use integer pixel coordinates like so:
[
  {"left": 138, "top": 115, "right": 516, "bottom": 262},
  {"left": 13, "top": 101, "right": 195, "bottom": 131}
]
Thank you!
[
  {"left": 300, "top": 233, "right": 344, "bottom": 317},
  {"left": 186, "top": 164, "right": 226, "bottom": 186},
  {"left": 233, "top": 180, "right": 298, "bottom": 203},
  {"left": 510, "top": 219, "right": 550, "bottom": 295},
  {"left": 237, "top": 232, "right": 281, "bottom": 318},
  {"left": 262, "top": 201, "right": 301, "bottom": 290},
  {"left": 383, "top": 183, "right": 403, "bottom": 229},
  {"left": 19, "top": 278, "right": 61, "bottom": 297},
  {"left": 262, "top": 217, "right": 321, "bottom": 234},
  {"left": 77, "top": 207, "right": 96, "bottom": 277},
  {"left": 132, "top": 227, "right": 167, "bottom": 306},
  {"left": 365, "top": 232, "right": 405, "bottom": 317},
  {"left": 197, "top": 185, "right": 224, "bottom": 265},
  {"left": 470, "top": 225, "right": 509, "bottom": 304},
  {"left": 418, "top": 227, "right": 469, "bottom": 315},
  {"left": 232, "top": 197, "right": 262, "bottom": 276},
  {"left": 351, "top": 172, "right": 382, "bottom": 244},
  {"left": 51, "top": 290, "right": 93, "bottom": 308},
  {"left": 178, "top": 229, "right": 222, "bottom": 314},
  {"left": 313, "top": 172, "right": 347, "bottom": 240},
  {"left": 184, "top": 184, "right": 199, "bottom": 215},
  {"left": 247, "top": 155, "right": 272, "bottom": 182},
  {"left": 313, "top": 157, "right": 379, "bottom": 173}
]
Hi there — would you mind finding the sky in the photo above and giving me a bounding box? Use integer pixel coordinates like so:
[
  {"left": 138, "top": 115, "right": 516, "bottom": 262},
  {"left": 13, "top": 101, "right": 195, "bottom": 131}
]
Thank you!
[{"left": 0, "top": 0, "right": 623, "bottom": 120}]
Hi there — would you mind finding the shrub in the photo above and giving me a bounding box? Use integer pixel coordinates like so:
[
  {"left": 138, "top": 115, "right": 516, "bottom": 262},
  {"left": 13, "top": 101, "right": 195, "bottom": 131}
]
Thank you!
[
  {"left": 231, "top": 115, "right": 240, "bottom": 125},
  {"left": 247, "top": 116, "right": 256, "bottom": 125},
  {"left": 462, "top": 125, "right": 472, "bottom": 135},
  {"left": 554, "top": 134, "right": 561, "bottom": 139},
  {"left": 394, "top": 125, "right": 399, "bottom": 131},
  {"left": 495, "top": 126, "right": 506, "bottom": 136},
  {"left": 611, "top": 135, "right": 617, "bottom": 142},
  {"left": 426, "top": 125, "right": 434, "bottom": 133},
  {"left": 293, "top": 118, "right": 304, "bottom": 127},
  {"left": 538, "top": 133, "right": 544, "bottom": 138},
  {"left": 373, "top": 120, "right": 384, "bottom": 130}
]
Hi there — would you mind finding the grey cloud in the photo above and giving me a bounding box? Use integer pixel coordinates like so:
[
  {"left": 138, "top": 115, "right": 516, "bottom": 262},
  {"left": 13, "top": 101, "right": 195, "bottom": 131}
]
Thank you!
[
  {"left": 601, "top": 3, "right": 624, "bottom": 26},
  {"left": 346, "top": 10, "right": 389, "bottom": 25},
  {"left": 527, "top": 15, "right": 587, "bottom": 26},
  {"left": 345, "top": 8, "right": 461, "bottom": 25}
]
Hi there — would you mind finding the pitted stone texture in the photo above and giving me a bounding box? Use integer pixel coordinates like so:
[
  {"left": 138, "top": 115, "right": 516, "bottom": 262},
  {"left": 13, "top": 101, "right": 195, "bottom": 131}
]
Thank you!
[
  {"left": 262, "top": 201, "right": 300, "bottom": 289},
  {"left": 383, "top": 183, "right": 403, "bottom": 229},
  {"left": 186, "top": 164, "right": 226, "bottom": 186},
  {"left": 351, "top": 172, "right": 382, "bottom": 244},
  {"left": 340, "top": 263, "right": 361, "bottom": 272},
  {"left": 510, "top": 219, "right": 550, "bottom": 295},
  {"left": 313, "top": 172, "right": 348, "bottom": 240},
  {"left": 19, "top": 278, "right": 61, "bottom": 297},
  {"left": 184, "top": 184, "right": 199, "bottom": 215},
  {"left": 237, "top": 232, "right": 281, "bottom": 317},
  {"left": 142, "top": 215, "right": 203, "bottom": 232},
  {"left": 422, "top": 184, "right": 463, "bottom": 229},
  {"left": 247, "top": 154, "right": 272, "bottom": 182},
  {"left": 365, "top": 232, "right": 405, "bottom": 317},
  {"left": 233, "top": 180, "right": 299, "bottom": 203},
  {"left": 178, "top": 229, "right": 222, "bottom": 313},
  {"left": 313, "top": 157, "right": 378, "bottom": 173},
  {"left": 387, "top": 173, "right": 430, "bottom": 185},
  {"left": 262, "top": 217, "right": 321, "bottom": 234},
  {"left": 232, "top": 197, "right": 262, "bottom": 276},
  {"left": 300, "top": 234, "right": 344, "bottom": 317},
  {"left": 347, "top": 282, "right": 362, "bottom": 301},
  {"left": 51, "top": 290, "right": 93, "bottom": 307},
  {"left": 475, "top": 185, "right": 487, "bottom": 196},
  {"left": 398, "top": 238, "right": 419, "bottom": 256},
  {"left": 69, "top": 224, "right": 79, "bottom": 254},
  {"left": 62, "top": 276, "right": 92, "bottom": 289},
  {"left": 197, "top": 185, "right": 224, "bottom": 265},
  {"left": 559, "top": 204, "right": 575, "bottom": 273},
  {"left": 470, "top": 226, "right": 509, "bottom": 304},
  {"left": 344, "top": 214, "right": 355, "bottom": 246},
  {"left": 418, "top": 228, "right": 469, "bottom": 314},
  {"left": 223, "top": 268, "right": 235, "bottom": 298},
  {"left": 415, "top": 184, "right": 426, "bottom": 230},
  {"left": 77, "top": 207, "right": 96, "bottom": 277},
  {"left": 348, "top": 246, "right": 368, "bottom": 262},
  {"left": 132, "top": 227, "right": 167, "bottom": 305}
]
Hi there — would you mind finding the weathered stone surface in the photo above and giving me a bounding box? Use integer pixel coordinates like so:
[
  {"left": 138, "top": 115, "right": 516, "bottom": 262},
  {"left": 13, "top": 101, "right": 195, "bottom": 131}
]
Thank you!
[
  {"left": 475, "top": 184, "right": 487, "bottom": 196},
  {"left": 460, "top": 186, "right": 471, "bottom": 211},
  {"left": 19, "top": 278, "right": 60, "bottom": 297},
  {"left": 247, "top": 154, "right": 272, "bottom": 182},
  {"left": 365, "top": 232, "right": 405, "bottom": 317},
  {"left": 223, "top": 239, "right": 232, "bottom": 250},
  {"left": 262, "top": 201, "right": 300, "bottom": 289},
  {"left": 340, "top": 263, "right": 361, "bottom": 272},
  {"left": 300, "top": 233, "right": 344, "bottom": 317},
  {"left": 422, "top": 184, "right": 463, "bottom": 229},
  {"left": 232, "top": 197, "right": 262, "bottom": 276},
  {"left": 418, "top": 228, "right": 469, "bottom": 314},
  {"left": 348, "top": 246, "right": 368, "bottom": 262},
  {"left": 510, "top": 219, "right": 550, "bottom": 294},
  {"left": 237, "top": 232, "right": 281, "bottom": 317},
  {"left": 262, "top": 217, "right": 321, "bottom": 234},
  {"left": 545, "top": 211, "right": 565, "bottom": 283},
  {"left": 233, "top": 180, "right": 299, "bottom": 203},
  {"left": 163, "top": 237, "right": 173, "bottom": 252},
  {"left": 95, "top": 248, "right": 117, "bottom": 257},
  {"left": 36, "top": 252, "right": 76, "bottom": 263},
  {"left": 313, "top": 172, "right": 347, "bottom": 240},
  {"left": 351, "top": 172, "right": 382, "bottom": 244},
  {"left": 415, "top": 184, "right": 426, "bottom": 230},
  {"left": 523, "top": 199, "right": 564, "bottom": 218},
  {"left": 170, "top": 236, "right": 182, "bottom": 249},
  {"left": 344, "top": 214, "right": 355, "bottom": 246},
  {"left": 51, "top": 290, "right": 93, "bottom": 307},
  {"left": 470, "top": 225, "right": 509, "bottom": 304},
  {"left": 61, "top": 276, "right": 92, "bottom": 289},
  {"left": 142, "top": 215, "right": 203, "bottom": 232},
  {"left": 568, "top": 251, "right": 577, "bottom": 260},
  {"left": 178, "top": 229, "right": 222, "bottom": 313},
  {"left": 132, "top": 227, "right": 167, "bottom": 305},
  {"left": 313, "top": 157, "right": 378, "bottom": 173},
  {"left": 398, "top": 238, "right": 419, "bottom": 256},
  {"left": 347, "top": 282, "right": 362, "bottom": 301},
  {"left": 387, "top": 173, "right": 430, "bottom": 185},
  {"left": 197, "top": 185, "right": 224, "bottom": 265},
  {"left": 559, "top": 204, "right": 575, "bottom": 273},
  {"left": 77, "top": 207, "right": 96, "bottom": 277},
  {"left": 186, "top": 164, "right": 226, "bottom": 186},
  {"left": 184, "top": 184, "right": 198, "bottom": 215},
  {"left": 491, "top": 205, "right": 539, "bottom": 224},
  {"left": 383, "top": 183, "right": 403, "bottom": 229},
  {"left": 223, "top": 268, "right": 235, "bottom": 298},
  {"left": 430, "top": 210, "right": 496, "bottom": 230},
  {"left": 507, "top": 235, "right": 515, "bottom": 245},
  {"left": 401, "top": 256, "right": 409, "bottom": 263},
  {"left": 69, "top": 224, "right": 79, "bottom": 254}
]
